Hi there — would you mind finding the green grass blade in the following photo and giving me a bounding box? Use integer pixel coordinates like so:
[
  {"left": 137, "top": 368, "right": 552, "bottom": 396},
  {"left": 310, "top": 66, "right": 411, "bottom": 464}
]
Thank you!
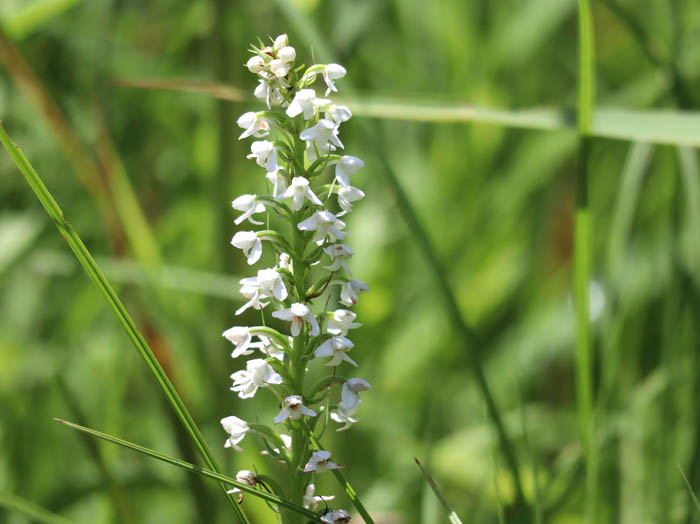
[
  {"left": 576, "top": 0, "right": 596, "bottom": 521},
  {"left": 0, "top": 0, "right": 81, "bottom": 40},
  {"left": 414, "top": 459, "right": 464, "bottom": 524},
  {"left": 113, "top": 78, "right": 700, "bottom": 147},
  {"left": 0, "top": 491, "right": 75, "bottom": 524},
  {"left": 0, "top": 122, "right": 249, "bottom": 523},
  {"left": 55, "top": 419, "right": 324, "bottom": 522},
  {"left": 678, "top": 465, "right": 700, "bottom": 515}
]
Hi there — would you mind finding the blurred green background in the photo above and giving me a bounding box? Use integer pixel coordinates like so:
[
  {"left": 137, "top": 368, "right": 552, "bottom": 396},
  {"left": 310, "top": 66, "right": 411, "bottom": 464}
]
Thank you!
[{"left": 1, "top": 0, "right": 699, "bottom": 522}]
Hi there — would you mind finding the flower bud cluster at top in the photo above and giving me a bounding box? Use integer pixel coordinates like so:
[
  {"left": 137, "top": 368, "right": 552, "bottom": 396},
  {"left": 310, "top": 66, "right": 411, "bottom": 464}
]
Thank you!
[{"left": 219, "top": 33, "right": 370, "bottom": 523}]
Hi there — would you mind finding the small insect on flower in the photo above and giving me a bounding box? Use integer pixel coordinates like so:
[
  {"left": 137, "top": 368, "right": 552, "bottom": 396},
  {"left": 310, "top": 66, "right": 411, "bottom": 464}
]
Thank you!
[{"left": 227, "top": 470, "right": 259, "bottom": 503}]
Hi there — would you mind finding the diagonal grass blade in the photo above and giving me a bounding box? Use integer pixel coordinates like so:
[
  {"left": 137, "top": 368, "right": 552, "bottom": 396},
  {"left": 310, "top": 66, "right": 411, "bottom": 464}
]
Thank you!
[
  {"left": 0, "top": 122, "right": 249, "bottom": 523},
  {"left": 55, "top": 419, "right": 324, "bottom": 522},
  {"left": 415, "top": 458, "right": 464, "bottom": 524},
  {"left": 0, "top": 491, "right": 75, "bottom": 524}
]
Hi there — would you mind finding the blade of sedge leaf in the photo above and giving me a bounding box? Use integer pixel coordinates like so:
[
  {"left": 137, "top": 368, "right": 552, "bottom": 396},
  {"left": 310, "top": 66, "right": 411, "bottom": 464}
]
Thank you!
[
  {"left": 112, "top": 77, "right": 700, "bottom": 147},
  {"left": 0, "top": 491, "right": 75, "bottom": 524},
  {"left": 54, "top": 419, "right": 324, "bottom": 522},
  {"left": 575, "top": 1, "right": 596, "bottom": 522},
  {"left": 414, "top": 459, "right": 464, "bottom": 524},
  {"left": 678, "top": 464, "right": 700, "bottom": 515},
  {"left": 0, "top": 123, "right": 249, "bottom": 523},
  {"left": 0, "top": 0, "right": 81, "bottom": 40}
]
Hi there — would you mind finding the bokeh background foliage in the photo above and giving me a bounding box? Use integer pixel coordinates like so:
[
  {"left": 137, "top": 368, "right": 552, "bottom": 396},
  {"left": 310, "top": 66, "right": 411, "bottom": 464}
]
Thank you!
[{"left": 1, "top": 0, "right": 699, "bottom": 522}]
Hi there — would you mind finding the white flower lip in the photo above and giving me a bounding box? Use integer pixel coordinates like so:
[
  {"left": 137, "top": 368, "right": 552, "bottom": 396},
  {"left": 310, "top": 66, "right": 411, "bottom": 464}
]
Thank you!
[
  {"left": 277, "top": 176, "right": 323, "bottom": 211},
  {"left": 303, "top": 450, "right": 343, "bottom": 473},
  {"left": 220, "top": 415, "right": 249, "bottom": 451},
  {"left": 230, "top": 358, "right": 283, "bottom": 399},
  {"left": 274, "top": 395, "right": 318, "bottom": 424},
  {"left": 272, "top": 303, "right": 320, "bottom": 337},
  {"left": 314, "top": 336, "right": 357, "bottom": 367},
  {"left": 231, "top": 231, "right": 263, "bottom": 265}
]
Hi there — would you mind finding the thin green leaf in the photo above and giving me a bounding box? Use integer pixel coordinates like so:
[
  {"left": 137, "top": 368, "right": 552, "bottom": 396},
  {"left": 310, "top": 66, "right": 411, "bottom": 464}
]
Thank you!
[
  {"left": 575, "top": 1, "right": 596, "bottom": 521},
  {"left": 0, "top": 122, "right": 249, "bottom": 522},
  {"left": 0, "top": 491, "right": 75, "bottom": 524},
  {"left": 679, "top": 464, "right": 700, "bottom": 516},
  {"left": 114, "top": 77, "right": 700, "bottom": 147},
  {"left": 54, "top": 419, "right": 324, "bottom": 522},
  {"left": 0, "top": 0, "right": 81, "bottom": 39},
  {"left": 414, "top": 459, "right": 464, "bottom": 524}
]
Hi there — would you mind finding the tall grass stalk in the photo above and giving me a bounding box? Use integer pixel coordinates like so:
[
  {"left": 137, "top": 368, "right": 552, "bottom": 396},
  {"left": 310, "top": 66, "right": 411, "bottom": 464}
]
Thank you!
[
  {"left": 575, "top": 0, "right": 596, "bottom": 520},
  {"left": 0, "top": 491, "right": 75, "bottom": 524},
  {"left": 0, "top": 123, "right": 250, "bottom": 523}
]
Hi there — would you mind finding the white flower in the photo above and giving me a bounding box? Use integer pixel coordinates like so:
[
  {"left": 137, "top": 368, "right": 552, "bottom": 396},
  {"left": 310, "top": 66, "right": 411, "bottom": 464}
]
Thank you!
[
  {"left": 300, "top": 119, "right": 343, "bottom": 162},
  {"left": 254, "top": 79, "right": 284, "bottom": 109},
  {"left": 319, "top": 64, "right": 347, "bottom": 95},
  {"left": 330, "top": 378, "right": 371, "bottom": 430},
  {"left": 231, "top": 231, "right": 262, "bottom": 265},
  {"left": 227, "top": 470, "right": 258, "bottom": 494},
  {"left": 334, "top": 156, "right": 364, "bottom": 187},
  {"left": 222, "top": 326, "right": 254, "bottom": 358},
  {"left": 337, "top": 186, "right": 365, "bottom": 216},
  {"left": 286, "top": 89, "right": 330, "bottom": 120},
  {"left": 236, "top": 112, "right": 271, "bottom": 139},
  {"left": 220, "top": 415, "right": 249, "bottom": 451},
  {"left": 303, "top": 450, "right": 343, "bottom": 473},
  {"left": 236, "top": 268, "right": 287, "bottom": 315},
  {"left": 273, "top": 34, "right": 288, "bottom": 51},
  {"left": 314, "top": 336, "right": 357, "bottom": 367},
  {"left": 338, "top": 279, "right": 369, "bottom": 306},
  {"left": 236, "top": 280, "right": 269, "bottom": 315},
  {"left": 279, "top": 252, "right": 292, "bottom": 270},
  {"left": 266, "top": 170, "right": 288, "bottom": 198},
  {"left": 297, "top": 210, "right": 348, "bottom": 245},
  {"left": 274, "top": 395, "right": 317, "bottom": 424},
  {"left": 246, "top": 56, "right": 265, "bottom": 74},
  {"left": 330, "top": 402, "right": 360, "bottom": 431},
  {"left": 232, "top": 194, "right": 266, "bottom": 225},
  {"left": 321, "top": 510, "right": 351, "bottom": 524},
  {"left": 325, "top": 104, "right": 352, "bottom": 124},
  {"left": 326, "top": 309, "right": 361, "bottom": 336},
  {"left": 278, "top": 46, "right": 296, "bottom": 63},
  {"left": 341, "top": 378, "right": 371, "bottom": 409},
  {"left": 247, "top": 140, "right": 278, "bottom": 173},
  {"left": 277, "top": 176, "right": 323, "bottom": 211},
  {"left": 272, "top": 303, "right": 320, "bottom": 337},
  {"left": 324, "top": 243, "right": 354, "bottom": 274},
  {"left": 230, "top": 358, "right": 283, "bottom": 399},
  {"left": 304, "top": 483, "right": 335, "bottom": 510},
  {"left": 269, "top": 58, "right": 290, "bottom": 78}
]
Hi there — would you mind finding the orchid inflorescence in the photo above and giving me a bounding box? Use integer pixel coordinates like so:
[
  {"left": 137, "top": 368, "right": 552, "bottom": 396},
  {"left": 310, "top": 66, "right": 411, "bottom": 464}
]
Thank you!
[{"left": 220, "top": 33, "right": 370, "bottom": 523}]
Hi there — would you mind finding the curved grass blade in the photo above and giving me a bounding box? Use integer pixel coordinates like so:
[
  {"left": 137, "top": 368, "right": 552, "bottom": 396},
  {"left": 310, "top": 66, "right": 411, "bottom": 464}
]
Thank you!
[
  {"left": 113, "top": 77, "right": 700, "bottom": 147},
  {"left": 0, "top": 0, "right": 81, "bottom": 40},
  {"left": 414, "top": 459, "right": 463, "bottom": 524},
  {"left": 55, "top": 419, "right": 324, "bottom": 522},
  {"left": 0, "top": 123, "right": 249, "bottom": 522},
  {"left": 0, "top": 491, "right": 75, "bottom": 524}
]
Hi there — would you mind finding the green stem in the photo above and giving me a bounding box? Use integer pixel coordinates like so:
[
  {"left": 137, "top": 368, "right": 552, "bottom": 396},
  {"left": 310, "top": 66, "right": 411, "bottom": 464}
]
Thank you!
[{"left": 576, "top": 0, "right": 596, "bottom": 521}]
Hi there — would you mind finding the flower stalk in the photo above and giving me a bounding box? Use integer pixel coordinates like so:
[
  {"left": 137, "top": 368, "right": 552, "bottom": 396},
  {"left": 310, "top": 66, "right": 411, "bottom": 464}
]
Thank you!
[{"left": 220, "top": 34, "right": 371, "bottom": 523}]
